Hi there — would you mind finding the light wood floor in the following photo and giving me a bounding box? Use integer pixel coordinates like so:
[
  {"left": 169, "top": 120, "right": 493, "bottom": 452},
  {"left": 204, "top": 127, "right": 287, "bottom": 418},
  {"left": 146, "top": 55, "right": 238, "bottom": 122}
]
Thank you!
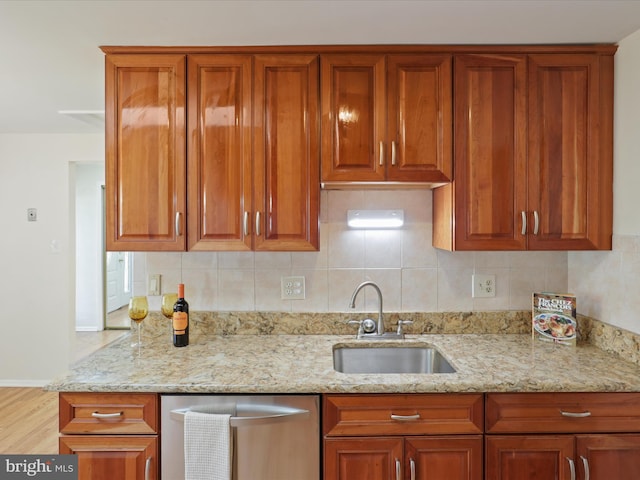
[{"left": 0, "top": 330, "right": 127, "bottom": 454}]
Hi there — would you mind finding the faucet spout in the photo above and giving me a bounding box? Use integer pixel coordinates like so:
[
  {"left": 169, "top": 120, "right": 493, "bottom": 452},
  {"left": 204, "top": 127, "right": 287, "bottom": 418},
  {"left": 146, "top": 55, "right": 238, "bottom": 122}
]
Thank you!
[{"left": 348, "top": 281, "right": 384, "bottom": 335}]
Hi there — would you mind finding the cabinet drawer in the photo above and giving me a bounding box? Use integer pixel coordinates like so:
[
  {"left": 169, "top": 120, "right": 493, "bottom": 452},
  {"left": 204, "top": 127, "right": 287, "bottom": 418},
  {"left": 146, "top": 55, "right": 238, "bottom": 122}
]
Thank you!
[
  {"left": 323, "top": 394, "right": 483, "bottom": 436},
  {"left": 486, "top": 393, "right": 640, "bottom": 434},
  {"left": 59, "top": 393, "right": 158, "bottom": 434}
]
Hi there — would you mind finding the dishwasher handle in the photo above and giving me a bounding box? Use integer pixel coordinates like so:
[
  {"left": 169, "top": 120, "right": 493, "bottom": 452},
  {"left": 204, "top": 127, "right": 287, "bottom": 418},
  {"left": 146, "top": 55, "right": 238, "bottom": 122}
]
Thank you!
[{"left": 170, "top": 404, "right": 310, "bottom": 427}]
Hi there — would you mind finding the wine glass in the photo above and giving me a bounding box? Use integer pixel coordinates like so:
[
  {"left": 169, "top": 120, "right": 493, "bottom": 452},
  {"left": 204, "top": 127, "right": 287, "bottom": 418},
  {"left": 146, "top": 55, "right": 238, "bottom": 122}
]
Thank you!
[
  {"left": 161, "top": 293, "right": 178, "bottom": 320},
  {"left": 128, "top": 296, "right": 148, "bottom": 350}
]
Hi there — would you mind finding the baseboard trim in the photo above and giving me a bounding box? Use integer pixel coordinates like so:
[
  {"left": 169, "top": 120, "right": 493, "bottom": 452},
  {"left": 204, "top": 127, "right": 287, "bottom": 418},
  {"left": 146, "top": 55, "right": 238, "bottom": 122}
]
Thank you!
[{"left": 0, "top": 380, "right": 50, "bottom": 388}]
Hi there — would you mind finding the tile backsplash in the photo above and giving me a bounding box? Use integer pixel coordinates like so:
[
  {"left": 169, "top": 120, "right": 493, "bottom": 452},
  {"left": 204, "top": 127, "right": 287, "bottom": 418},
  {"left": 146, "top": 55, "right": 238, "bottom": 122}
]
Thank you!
[{"left": 135, "top": 190, "right": 569, "bottom": 313}]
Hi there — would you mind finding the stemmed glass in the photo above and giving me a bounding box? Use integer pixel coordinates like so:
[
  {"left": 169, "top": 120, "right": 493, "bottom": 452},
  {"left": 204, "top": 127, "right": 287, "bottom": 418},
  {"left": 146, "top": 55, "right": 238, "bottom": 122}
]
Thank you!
[
  {"left": 161, "top": 293, "right": 178, "bottom": 320},
  {"left": 128, "top": 296, "right": 148, "bottom": 351}
]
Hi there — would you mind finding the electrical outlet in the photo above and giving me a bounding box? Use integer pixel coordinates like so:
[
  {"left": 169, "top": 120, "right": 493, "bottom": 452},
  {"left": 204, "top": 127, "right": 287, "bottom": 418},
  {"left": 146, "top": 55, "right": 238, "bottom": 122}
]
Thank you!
[
  {"left": 281, "top": 276, "right": 305, "bottom": 300},
  {"left": 472, "top": 274, "right": 496, "bottom": 298}
]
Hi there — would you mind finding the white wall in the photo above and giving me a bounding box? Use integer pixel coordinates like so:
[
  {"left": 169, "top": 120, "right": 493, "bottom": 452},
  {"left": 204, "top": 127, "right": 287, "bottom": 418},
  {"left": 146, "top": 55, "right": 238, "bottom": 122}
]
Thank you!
[
  {"left": 0, "top": 133, "right": 103, "bottom": 385},
  {"left": 75, "top": 163, "right": 104, "bottom": 331},
  {"left": 568, "top": 28, "right": 640, "bottom": 335}
]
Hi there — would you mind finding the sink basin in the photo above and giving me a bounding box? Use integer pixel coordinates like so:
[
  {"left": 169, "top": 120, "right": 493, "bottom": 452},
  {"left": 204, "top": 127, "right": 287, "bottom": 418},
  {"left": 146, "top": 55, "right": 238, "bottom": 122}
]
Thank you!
[{"left": 333, "top": 345, "right": 456, "bottom": 374}]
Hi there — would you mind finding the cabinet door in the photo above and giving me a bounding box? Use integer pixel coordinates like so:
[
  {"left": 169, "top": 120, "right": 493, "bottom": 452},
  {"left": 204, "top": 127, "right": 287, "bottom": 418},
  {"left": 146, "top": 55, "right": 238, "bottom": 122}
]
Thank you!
[
  {"left": 253, "top": 54, "right": 320, "bottom": 251},
  {"left": 406, "top": 436, "right": 483, "bottom": 480},
  {"left": 324, "top": 437, "right": 403, "bottom": 480},
  {"left": 187, "top": 54, "right": 253, "bottom": 251},
  {"left": 59, "top": 435, "right": 157, "bottom": 480},
  {"left": 387, "top": 54, "right": 452, "bottom": 183},
  {"left": 486, "top": 435, "right": 574, "bottom": 480},
  {"left": 433, "top": 55, "right": 527, "bottom": 250},
  {"left": 576, "top": 434, "right": 640, "bottom": 480},
  {"left": 321, "top": 54, "right": 386, "bottom": 183},
  {"left": 449, "top": 54, "right": 527, "bottom": 250},
  {"left": 527, "top": 54, "right": 613, "bottom": 250},
  {"left": 105, "top": 54, "right": 186, "bottom": 251}
]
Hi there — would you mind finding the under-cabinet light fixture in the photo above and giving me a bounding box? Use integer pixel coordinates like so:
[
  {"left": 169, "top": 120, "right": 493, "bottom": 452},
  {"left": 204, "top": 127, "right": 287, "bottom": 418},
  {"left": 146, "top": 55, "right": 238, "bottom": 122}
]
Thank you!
[{"left": 347, "top": 209, "right": 404, "bottom": 229}]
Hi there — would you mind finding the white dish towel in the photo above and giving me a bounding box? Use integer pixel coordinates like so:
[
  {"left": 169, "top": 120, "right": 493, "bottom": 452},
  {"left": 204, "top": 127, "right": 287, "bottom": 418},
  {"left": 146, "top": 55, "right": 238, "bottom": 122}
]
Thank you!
[{"left": 184, "top": 411, "right": 233, "bottom": 480}]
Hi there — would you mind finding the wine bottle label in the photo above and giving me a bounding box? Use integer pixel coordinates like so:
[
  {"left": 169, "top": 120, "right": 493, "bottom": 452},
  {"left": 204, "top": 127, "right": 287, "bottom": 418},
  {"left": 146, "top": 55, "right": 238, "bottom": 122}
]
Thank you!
[{"left": 173, "top": 312, "right": 188, "bottom": 334}]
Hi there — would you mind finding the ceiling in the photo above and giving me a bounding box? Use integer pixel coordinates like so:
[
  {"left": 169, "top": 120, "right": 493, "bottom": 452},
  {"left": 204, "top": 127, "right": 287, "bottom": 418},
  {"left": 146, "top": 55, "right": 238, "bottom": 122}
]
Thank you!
[{"left": 1, "top": 0, "right": 640, "bottom": 134}]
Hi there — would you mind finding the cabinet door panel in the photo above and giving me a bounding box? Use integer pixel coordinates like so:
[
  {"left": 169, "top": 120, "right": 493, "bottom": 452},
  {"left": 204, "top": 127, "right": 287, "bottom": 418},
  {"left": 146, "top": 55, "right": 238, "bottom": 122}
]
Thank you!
[
  {"left": 321, "top": 54, "right": 386, "bottom": 182},
  {"left": 528, "top": 54, "right": 611, "bottom": 250},
  {"left": 59, "top": 435, "right": 157, "bottom": 480},
  {"left": 453, "top": 54, "right": 527, "bottom": 250},
  {"left": 254, "top": 54, "right": 319, "bottom": 251},
  {"left": 406, "top": 436, "right": 483, "bottom": 480},
  {"left": 324, "top": 437, "right": 403, "bottom": 480},
  {"left": 387, "top": 54, "right": 452, "bottom": 183},
  {"left": 486, "top": 435, "right": 574, "bottom": 480},
  {"left": 187, "top": 54, "right": 252, "bottom": 251},
  {"left": 576, "top": 434, "right": 640, "bottom": 480},
  {"left": 105, "top": 54, "right": 186, "bottom": 251}
]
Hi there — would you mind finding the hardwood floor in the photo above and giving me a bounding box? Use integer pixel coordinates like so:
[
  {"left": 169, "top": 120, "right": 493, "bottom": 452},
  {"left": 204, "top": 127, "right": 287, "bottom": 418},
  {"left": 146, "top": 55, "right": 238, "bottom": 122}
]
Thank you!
[{"left": 0, "top": 329, "right": 127, "bottom": 454}]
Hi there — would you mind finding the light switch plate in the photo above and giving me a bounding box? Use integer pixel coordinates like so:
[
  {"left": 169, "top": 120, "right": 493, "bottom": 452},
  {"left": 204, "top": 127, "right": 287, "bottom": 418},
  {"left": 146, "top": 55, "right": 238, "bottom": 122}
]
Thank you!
[{"left": 149, "top": 274, "right": 161, "bottom": 296}]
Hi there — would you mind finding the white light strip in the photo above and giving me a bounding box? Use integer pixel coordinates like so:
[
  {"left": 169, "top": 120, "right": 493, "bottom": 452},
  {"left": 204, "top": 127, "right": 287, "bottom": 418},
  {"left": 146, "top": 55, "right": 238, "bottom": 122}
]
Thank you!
[{"left": 347, "top": 209, "right": 404, "bottom": 229}]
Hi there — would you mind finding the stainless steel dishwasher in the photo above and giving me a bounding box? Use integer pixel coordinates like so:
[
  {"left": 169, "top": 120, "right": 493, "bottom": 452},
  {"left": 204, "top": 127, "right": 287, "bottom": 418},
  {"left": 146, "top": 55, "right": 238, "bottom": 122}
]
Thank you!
[{"left": 161, "top": 394, "right": 320, "bottom": 480}]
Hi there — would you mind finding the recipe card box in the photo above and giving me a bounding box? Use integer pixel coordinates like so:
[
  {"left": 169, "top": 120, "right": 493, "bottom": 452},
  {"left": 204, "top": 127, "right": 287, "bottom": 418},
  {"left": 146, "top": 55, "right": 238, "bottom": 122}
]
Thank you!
[{"left": 532, "top": 292, "right": 577, "bottom": 346}]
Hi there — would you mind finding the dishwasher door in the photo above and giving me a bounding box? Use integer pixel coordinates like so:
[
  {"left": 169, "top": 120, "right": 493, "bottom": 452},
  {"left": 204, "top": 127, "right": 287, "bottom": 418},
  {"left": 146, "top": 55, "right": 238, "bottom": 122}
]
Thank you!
[{"left": 161, "top": 394, "right": 320, "bottom": 480}]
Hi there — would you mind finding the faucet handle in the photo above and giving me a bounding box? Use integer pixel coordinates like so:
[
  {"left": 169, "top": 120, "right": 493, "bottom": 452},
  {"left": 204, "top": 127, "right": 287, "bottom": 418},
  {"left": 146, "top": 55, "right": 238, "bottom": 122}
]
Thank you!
[
  {"left": 347, "top": 320, "right": 364, "bottom": 336},
  {"left": 347, "top": 319, "right": 376, "bottom": 337},
  {"left": 396, "top": 320, "right": 413, "bottom": 335}
]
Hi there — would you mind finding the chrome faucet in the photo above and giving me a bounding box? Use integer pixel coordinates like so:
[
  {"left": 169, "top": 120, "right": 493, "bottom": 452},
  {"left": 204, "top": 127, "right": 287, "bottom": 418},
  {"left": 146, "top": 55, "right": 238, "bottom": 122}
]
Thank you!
[{"left": 349, "top": 281, "right": 385, "bottom": 335}]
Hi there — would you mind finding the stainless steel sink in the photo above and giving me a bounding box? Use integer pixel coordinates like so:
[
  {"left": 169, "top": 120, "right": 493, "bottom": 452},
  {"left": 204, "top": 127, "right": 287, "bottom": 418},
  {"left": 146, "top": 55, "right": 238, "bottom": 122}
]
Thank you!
[{"left": 333, "top": 345, "right": 456, "bottom": 374}]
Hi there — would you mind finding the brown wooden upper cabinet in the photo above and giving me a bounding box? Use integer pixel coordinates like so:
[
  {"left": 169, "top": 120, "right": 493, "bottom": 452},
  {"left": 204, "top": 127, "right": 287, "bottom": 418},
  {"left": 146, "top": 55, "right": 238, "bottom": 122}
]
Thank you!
[
  {"left": 320, "top": 54, "right": 452, "bottom": 187},
  {"left": 105, "top": 54, "right": 187, "bottom": 251},
  {"left": 105, "top": 50, "right": 319, "bottom": 251},
  {"left": 433, "top": 49, "right": 614, "bottom": 251},
  {"left": 187, "top": 54, "right": 319, "bottom": 251}
]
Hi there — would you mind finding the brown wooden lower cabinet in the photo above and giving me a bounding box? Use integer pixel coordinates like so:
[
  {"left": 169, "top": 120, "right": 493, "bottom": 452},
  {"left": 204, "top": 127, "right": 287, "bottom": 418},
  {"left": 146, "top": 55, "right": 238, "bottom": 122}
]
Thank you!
[
  {"left": 59, "top": 436, "right": 157, "bottom": 480},
  {"left": 323, "top": 394, "right": 484, "bottom": 480},
  {"left": 485, "top": 434, "right": 640, "bottom": 480},
  {"left": 485, "top": 393, "right": 640, "bottom": 480},
  {"left": 325, "top": 436, "right": 482, "bottom": 480},
  {"left": 58, "top": 393, "right": 159, "bottom": 480}
]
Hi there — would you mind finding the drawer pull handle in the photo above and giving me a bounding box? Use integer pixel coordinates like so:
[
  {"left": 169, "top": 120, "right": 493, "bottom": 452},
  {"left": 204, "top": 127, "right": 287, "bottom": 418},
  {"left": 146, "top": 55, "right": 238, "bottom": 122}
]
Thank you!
[
  {"left": 390, "top": 413, "right": 420, "bottom": 421},
  {"left": 521, "top": 211, "right": 527, "bottom": 235},
  {"left": 91, "top": 411, "right": 123, "bottom": 418},
  {"left": 560, "top": 410, "right": 592, "bottom": 418},
  {"left": 567, "top": 457, "right": 576, "bottom": 480},
  {"left": 175, "top": 212, "right": 182, "bottom": 236},
  {"left": 395, "top": 459, "right": 401, "bottom": 480},
  {"left": 243, "top": 211, "right": 249, "bottom": 236},
  {"left": 145, "top": 456, "right": 152, "bottom": 480},
  {"left": 410, "top": 458, "right": 416, "bottom": 480},
  {"left": 581, "top": 456, "right": 590, "bottom": 480}
]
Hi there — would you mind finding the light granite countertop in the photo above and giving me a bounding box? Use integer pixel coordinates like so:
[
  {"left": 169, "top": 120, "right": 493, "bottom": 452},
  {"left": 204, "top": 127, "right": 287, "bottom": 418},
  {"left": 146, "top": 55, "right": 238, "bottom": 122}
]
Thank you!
[{"left": 46, "top": 314, "right": 640, "bottom": 393}]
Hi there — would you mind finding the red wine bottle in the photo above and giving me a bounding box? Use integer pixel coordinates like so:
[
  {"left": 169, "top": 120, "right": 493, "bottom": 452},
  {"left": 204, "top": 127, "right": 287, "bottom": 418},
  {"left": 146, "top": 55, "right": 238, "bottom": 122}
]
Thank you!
[{"left": 172, "top": 283, "right": 189, "bottom": 347}]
